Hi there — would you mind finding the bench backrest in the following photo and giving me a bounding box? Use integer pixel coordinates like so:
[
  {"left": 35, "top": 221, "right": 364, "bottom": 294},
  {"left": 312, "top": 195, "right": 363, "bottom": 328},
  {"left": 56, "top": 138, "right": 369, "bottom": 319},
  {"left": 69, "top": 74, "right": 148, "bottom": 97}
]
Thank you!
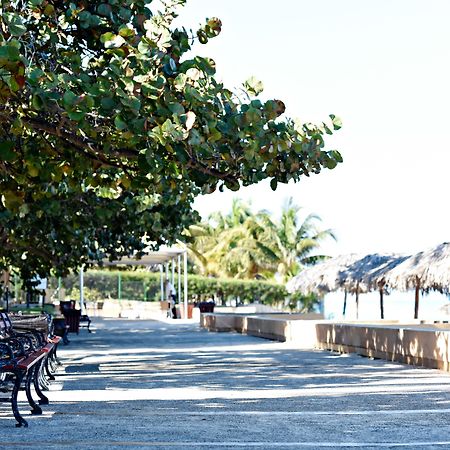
[{"left": 0, "top": 312, "right": 12, "bottom": 336}]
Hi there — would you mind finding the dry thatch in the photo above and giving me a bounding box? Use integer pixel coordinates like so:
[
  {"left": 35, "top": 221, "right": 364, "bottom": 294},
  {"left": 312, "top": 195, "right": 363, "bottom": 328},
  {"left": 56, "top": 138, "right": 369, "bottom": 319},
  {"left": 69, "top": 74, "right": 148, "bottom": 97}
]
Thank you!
[
  {"left": 286, "top": 253, "right": 406, "bottom": 295},
  {"left": 384, "top": 242, "right": 450, "bottom": 293},
  {"left": 338, "top": 253, "right": 410, "bottom": 319},
  {"left": 341, "top": 253, "right": 409, "bottom": 292},
  {"left": 286, "top": 253, "right": 409, "bottom": 320},
  {"left": 286, "top": 245, "right": 449, "bottom": 320},
  {"left": 286, "top": 254, "right": 363, "bottom": 295}
]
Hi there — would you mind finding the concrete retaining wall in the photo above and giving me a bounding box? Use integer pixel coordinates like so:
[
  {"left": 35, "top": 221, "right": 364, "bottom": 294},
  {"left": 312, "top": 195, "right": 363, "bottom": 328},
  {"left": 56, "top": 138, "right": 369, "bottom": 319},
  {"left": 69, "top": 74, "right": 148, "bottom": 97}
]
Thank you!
[
  {"left": 315, "top": 323, "right": 450, "bottom": 371},
  {"left": 200, "top": 313, "right": 450, "bottom": 371},
  {"left": 200, "top": 313, "right": 321, "bottom": 349}
]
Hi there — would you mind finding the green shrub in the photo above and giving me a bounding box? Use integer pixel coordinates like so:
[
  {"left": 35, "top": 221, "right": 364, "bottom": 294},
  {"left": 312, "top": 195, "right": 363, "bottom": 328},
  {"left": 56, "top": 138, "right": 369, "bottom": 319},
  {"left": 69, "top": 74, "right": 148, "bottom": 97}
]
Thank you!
[{"left": 50, "top": 270, "right": 288, "bottom": 305}]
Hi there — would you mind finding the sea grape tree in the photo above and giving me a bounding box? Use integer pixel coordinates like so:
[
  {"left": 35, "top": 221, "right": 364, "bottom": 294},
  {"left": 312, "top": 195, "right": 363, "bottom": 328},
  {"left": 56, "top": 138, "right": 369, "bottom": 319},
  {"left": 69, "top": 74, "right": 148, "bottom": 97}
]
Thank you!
[{"left": 0, "top": 0, "right": 342, "bottom": 281}]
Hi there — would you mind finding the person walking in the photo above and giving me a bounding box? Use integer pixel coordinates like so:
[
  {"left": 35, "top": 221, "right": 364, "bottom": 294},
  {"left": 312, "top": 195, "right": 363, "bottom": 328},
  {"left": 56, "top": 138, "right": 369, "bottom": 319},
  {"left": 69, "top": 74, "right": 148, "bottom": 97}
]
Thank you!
[{"left": 164, "top": 279, "right": 177, "bottom": 318}]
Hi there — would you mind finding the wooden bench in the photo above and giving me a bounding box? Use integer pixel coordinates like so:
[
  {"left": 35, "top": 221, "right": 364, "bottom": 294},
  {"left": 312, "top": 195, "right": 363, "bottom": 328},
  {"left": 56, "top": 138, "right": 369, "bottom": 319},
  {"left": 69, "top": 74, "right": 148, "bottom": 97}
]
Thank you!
[
  {"left": 3, "top": 312, "right": 62, "bottom": 381},
  {"left": 0, "top": 313, "right": 60, "bottom": 427}
]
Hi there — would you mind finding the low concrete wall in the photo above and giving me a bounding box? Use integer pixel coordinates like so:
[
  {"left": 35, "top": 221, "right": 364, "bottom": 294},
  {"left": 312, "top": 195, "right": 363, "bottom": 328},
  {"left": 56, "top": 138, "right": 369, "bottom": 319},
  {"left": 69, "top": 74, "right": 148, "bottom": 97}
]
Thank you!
[
  {"left": 200, "top": 313, "right": 322, "bottom": 349},
  {"left": 200, "top": 313, "right": 450, "bottom": 371},
  {"left": 315, "top": 323, "right": 450, "bottom": 371},
  {"left": 214, "top": 305, "right": 278, "bottom": 314}
]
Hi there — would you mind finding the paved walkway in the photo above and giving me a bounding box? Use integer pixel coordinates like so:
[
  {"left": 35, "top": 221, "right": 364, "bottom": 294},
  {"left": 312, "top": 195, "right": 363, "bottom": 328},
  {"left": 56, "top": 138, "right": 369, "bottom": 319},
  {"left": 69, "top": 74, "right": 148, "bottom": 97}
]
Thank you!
[{"left": 2, "top": 318, "right": 450, "bottom": 449}]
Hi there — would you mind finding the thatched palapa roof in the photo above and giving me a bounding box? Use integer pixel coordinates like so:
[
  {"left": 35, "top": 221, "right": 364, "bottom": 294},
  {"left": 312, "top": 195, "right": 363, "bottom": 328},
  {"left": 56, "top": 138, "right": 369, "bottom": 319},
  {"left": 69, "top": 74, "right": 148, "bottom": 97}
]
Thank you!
[
  {"left": 286, "top": 254, "right": 363, "bottom": 295},
  {"left": 286, "top": 253, "right": 408, "bottom": 296},
  {"left": 384, "top": 242, "right": 450, "bottom": 293},
  {"left": 341, "top": 253, "right": 409, "bottom": 292}
]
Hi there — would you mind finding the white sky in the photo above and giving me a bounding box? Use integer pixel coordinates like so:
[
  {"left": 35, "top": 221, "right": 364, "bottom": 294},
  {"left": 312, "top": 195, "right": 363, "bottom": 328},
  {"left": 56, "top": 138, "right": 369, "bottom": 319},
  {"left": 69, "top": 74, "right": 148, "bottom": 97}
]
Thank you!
[{"left": 175, "top": 0, "right": 450, "bottom": 257}]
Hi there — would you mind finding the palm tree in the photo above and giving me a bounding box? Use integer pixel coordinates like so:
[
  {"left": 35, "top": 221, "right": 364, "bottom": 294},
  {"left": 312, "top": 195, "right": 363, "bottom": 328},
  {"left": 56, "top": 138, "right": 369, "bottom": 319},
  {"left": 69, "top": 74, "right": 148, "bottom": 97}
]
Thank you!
[
  {"left": 186, "top": 197, "right": 335, "bottom": 282},
  {"left": 209, "top": 212, "right": 275, "bottom": 279},
  {"left": 184, "top": 222, "right": 220, "bottom": 276},
  {"left": 186, "top": 199, "right": 272, "bottom": 279},
  {"left": 259, "top": 198, "right": 336, "bottom": 282},
  {"left": 209, "top": 198, "right": 253, "bottom": 230}
]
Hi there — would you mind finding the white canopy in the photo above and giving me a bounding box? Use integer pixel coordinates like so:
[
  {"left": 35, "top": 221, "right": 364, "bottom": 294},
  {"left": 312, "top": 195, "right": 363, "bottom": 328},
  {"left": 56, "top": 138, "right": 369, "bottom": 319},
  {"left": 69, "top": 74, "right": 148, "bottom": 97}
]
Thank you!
[{"left": 102, "top": 246, "right": 186, "bottom": 266}]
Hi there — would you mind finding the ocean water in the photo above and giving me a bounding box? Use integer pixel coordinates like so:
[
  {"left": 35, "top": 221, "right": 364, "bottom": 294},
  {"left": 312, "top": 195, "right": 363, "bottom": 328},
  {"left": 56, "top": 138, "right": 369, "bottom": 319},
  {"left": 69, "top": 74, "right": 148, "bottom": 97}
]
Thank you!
[{"left": 324, "top": 290, "right": 450, "bottom": 321}]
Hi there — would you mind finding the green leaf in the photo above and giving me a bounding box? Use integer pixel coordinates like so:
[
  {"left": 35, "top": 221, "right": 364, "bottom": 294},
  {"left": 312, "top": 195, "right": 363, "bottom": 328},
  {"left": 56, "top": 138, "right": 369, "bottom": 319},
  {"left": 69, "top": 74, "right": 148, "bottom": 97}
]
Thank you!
[
  {"left": 329, "top": 150, "right": 343, "bottom": 163},
  {"left": 324, "top": 157, "right": 337, "bottom": 170},
  {"left": 270, "top": 178, "right": 278, "bottom": 191},
  {"left": 104, "top": 35, "right": 126, "bottom": 49},
  {"left": 18, "top": 203, "right": 30, "bottom": 218},
  {"left": 67, "top": 111, "right": 86, "bottom": 121},
  {"left": 28, "top": 68, "right": 44, "bottom": 85},
  {"left": 4, "top": 13, "right": 27, "bottom": 37},
  {"left": 119, "top": 95, "right": 141, "bottom": 111},
  {"left": 330, "top": 114, "right": 342, "bottom": 130},
  {"left": 100, "top": 32, "right": 115, "bottom": 43},
  {"left": 137, "top": 39, "right": 152, "bottom": 54},
  {"left": 97, "top": 3, "right": 112, "bottom": 17},
  {"left": 119, "top": 26, "right": 135, "bottom": 38},
  {"left": 244, "top": 107, "right": 262, "bottom": 125},
  {"left": 243, "top": 76, "right": 264, "bottom": 96},
  {"left": 0, "top": 141, "right": 16, "bottom": 162},
  {"left": 173, "top": 73, "right": 187, "bottom": 91},
  {"left": 2, "top": 190, "right": 24, "bottom": 211},
  {"left": 32, "top": 94, "right": 44, "bottom": 110},
  {"left": 0, "top": 45, "right": 20, "bottom": 61},
  {"left": 225, "top": 180, "right": 240, "bottom": 191},
  {"left": 101, "top": 97, "right": 116, "bottom": 111},
  {"left": 63, "top": 90, "right": 77, "bottom": 107},
  {"left": 168, "top": 102, "right": 185, "bottom": 116},
  {"left": 43, "top": 4, "right": 55, "bottom": 15},
  {"left": 119, "top": 7, "right": 132, "bottom": 21},
  {"left": 114, "top": 115, "right": 128, "bottom": 130}
]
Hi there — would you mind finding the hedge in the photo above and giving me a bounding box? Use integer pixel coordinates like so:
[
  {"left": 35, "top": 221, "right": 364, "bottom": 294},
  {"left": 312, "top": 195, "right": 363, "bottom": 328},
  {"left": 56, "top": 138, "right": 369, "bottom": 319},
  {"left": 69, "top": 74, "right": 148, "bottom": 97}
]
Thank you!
[{"left": 50, "top": 270, "right": 288, "bottom": 305}]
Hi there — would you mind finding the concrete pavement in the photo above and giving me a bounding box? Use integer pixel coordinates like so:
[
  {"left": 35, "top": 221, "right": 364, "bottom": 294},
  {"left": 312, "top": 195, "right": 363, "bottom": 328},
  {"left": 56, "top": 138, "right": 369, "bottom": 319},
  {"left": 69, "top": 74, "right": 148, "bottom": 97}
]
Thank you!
[{"left": 2, "top": 318, "right": 450, "bottom": 449}]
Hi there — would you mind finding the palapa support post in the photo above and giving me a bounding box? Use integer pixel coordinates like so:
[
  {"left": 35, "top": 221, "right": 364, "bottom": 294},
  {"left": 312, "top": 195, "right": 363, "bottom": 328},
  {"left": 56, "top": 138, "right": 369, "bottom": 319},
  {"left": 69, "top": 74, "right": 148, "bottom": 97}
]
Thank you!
[
  {"left": 342, "top": 290, "right": 347, "bottom": 317},
  {"left": 379, "top": 287, "right": 384, "bottom": 319},
  {"left": 414, "top": 276, "right": 420, "bottom": 319},
  {"left": 378, "top": 281, "right": 385, "bottom": 319},
  {"left": 355, "top": 282, "right": 360, "bottom": 320}
]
